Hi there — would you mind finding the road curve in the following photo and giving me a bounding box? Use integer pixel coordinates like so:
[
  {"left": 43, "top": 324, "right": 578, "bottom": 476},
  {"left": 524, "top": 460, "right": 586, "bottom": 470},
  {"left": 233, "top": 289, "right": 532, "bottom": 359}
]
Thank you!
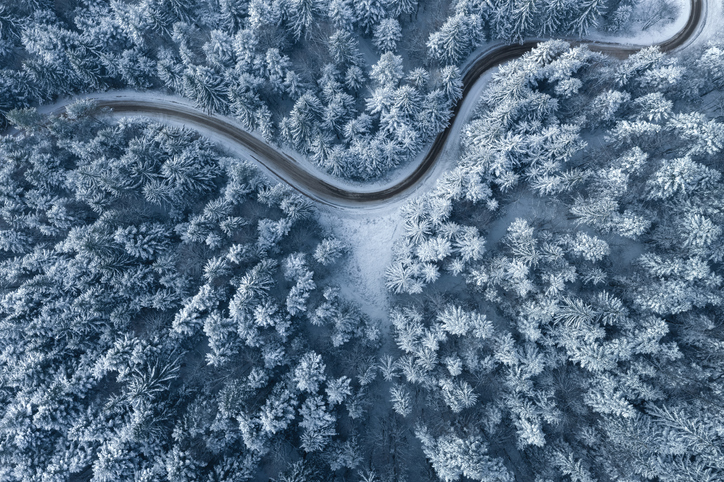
[{"left": 90, "top": 0, "right": 704, "bottom": 208}]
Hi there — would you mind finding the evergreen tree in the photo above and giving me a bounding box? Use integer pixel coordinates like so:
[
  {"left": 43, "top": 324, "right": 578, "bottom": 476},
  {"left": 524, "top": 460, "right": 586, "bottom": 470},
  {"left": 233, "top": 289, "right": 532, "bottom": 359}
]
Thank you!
[
  {"left": 354, "top": 0, "right": 385, "bottom": 33},
  {"left": 373, "top": 18, "right": 402, "bottom": 53},
  {"left": 182, "top": 65, "right": 228, "bottom": 113},
  {"left": 427, "top": 13, "right": 483, "bottom": 65},
  {"left": 293, "top": 352, "right": 327, "bottom": 393},
  {"left": 370, "top": 52, "right": 404, "bottom": 87},
  {"left": 286, "top": 0, "right": 320, "bottom": 41},
  {"left": 298, "top": 396, "right": 336, "bottom": 452}
]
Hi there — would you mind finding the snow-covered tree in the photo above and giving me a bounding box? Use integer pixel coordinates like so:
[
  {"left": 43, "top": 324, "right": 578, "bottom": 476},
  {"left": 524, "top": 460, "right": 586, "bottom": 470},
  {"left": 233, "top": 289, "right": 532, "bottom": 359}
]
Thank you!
[
  {"left": 415, "top": 426, "right": 513, "bottom": 482},
  {"left": 373, "top": 18, "right": 402, "bottom": 53},
  {"left": 427, "top": 13, "right": 483, "bottom": 65},
  {"left": 293, "top": 352, "right": 327, "bottom": 393}
]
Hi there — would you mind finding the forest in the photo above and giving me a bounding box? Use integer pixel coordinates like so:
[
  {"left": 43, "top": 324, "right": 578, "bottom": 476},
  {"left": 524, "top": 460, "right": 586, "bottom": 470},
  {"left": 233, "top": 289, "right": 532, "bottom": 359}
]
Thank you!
[
  {"left": 385, "top": 40, "right": 724, "bottom": 481},
  {"left": 0, "top": 108, "right": 385, "bottom": 481},
  {"left": 0, "top": 0, "right": 675, "bottom": 180},
  {"left": 0, "top": 0, "right": 722, "bottom": 481}
]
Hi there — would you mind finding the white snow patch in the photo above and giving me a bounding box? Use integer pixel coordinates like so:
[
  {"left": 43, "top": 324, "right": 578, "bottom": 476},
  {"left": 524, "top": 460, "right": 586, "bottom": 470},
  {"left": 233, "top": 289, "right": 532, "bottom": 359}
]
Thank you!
[
  {"left": 317, "top": 208, "right": 403, "bottom": 324},
  {"left": 587, "top": 0, "right": 690, "bottom": 45}
]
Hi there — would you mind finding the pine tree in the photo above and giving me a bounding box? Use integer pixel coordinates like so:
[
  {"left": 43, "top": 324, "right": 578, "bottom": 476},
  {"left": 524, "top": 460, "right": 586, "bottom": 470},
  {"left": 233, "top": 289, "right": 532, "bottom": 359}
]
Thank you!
[
  {"left": 552, "top": 450, "right": 597, "bottom": 482},
  {"left": 416, "top": 89, "right": 452, "bottom": 138},
  {"left": 281, "top": 92, "right": 323, "bottom": 152},
  {"left": 298, "top": 395, "right": 337, "bottom": 452},
  {"left": 313, "top": 237, "right": 346, "bottom": 265},
  {"left": 387, "top": 0, "right": 418, "bottom": 16},
  {"left": 572, "top": 0, "right": 605, "bottom": 35},
  {"left": 696, "top": 45, "right": 724, "bottom": 90},
  {"left": 345, "top": 65, "right": 365, "bottom": 91},
  {"left": 286, "top": 0, "right": 320, "bottom": 41},
  {"left": 373, "top": 18, "right": 402, "bottom": 53},
  {"left": 365, "top": 86, "right": 395, "bottom": 117},
  {"left": 407, "top": 67, "right": 430, "bottom": 89},
  {"left": 293, "top": 352, "right": 327, "bottom": 393},
  {"left": 264, "top": 48, "right": 291, "bottom": 92},
  {"left": 390, "top": 384, "right": 412, "bottom": 416},
  {"left": 415, "top": 426, "right": 514, "bottom": 482},
  {"left": 439, "top": 65, "right": 463, "bottom": 104},
  {"left": 218, "top": 0, "right": 248, "bottom": 30},
  {"left": 646, "top": 156, "right": 720, "bottom": 200},
  {"left": 370, "top": 52, "right": 404, "bottom": 87},
  {"left": 182, "top": 65, "right": 228, "bottom": 113},
  {"left": 454, "top": 226, "right": 486, "bottom": 262},
  {"left": 326, "top": 376, "right": 352, "bottom": 405},
  {"left": 354, "top": 0, "right": 385, "bottom": 33},
  {"left": 437, "top": 304, "right": 471, "bottom": 336},
  {"left": 328, "top": 29, "right": 363, "bottom": 67},
  {"left": 565, "top": 231, "right": 610, "bottom": 262},
  {"left": 428, "top": 13, "right": 484, "bottom": 65},
  {"left": 392, "top": 84, "right": 422, "bottom": 118},
  {"left": 258, "top": 384, "right": 297, "bottom": 435},
  {"left": 328, "top": 0, "right": 356, "bottom": 30},
  {"left": 117, "top": 48, "right": 156, "bottom": 88}
]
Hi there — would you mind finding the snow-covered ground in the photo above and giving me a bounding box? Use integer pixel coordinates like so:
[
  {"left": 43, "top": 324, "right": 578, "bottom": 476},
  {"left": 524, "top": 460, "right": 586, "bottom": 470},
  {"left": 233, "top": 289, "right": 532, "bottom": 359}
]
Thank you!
[
  {"left": 589, "top": 0, "right": 721, "bottom": 49},
  {"left": 38, "top": 64, "right": 499, "bottom": 320},
  {"left": 317, "top": 210, "right": 401, "bottom": 324},
  {"left": 588, "top": 0, "right": 690, "bottom": 45},
  {"left": 47, "top": 88, "right": 486, "bottom": 211},
  {"left": 691, "top": 0, "right": 723, "bottom": 45},
  {"left": 41, "top": 90, "right": 390, "bottom": 196},
  {"left": 41, "top": 0, "right": 714, "bottom": 211}
]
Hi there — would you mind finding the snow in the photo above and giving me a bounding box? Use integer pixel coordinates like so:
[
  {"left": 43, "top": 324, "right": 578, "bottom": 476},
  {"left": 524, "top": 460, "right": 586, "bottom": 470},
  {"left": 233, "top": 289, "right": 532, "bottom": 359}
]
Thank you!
[
  {"left": 317, "top": 208, "right": 401, "bottom": 325},
  {"left": 43, "top": 88, "right": 477, "bottom": 211},
  {"left": 587, "top": 0, "right": 690, "bottom": 46},
  {"left": 587, "top": 0, "right": 722, "bottom": 49},
  {"left": 693, "top": 0, "right": 724, "bottom": 46},
  {"left": 39, "top": 0, "right": 718, "bottom": 209},
  {"left": 44, "top": 90, "right": 381, "bottom": 195}
]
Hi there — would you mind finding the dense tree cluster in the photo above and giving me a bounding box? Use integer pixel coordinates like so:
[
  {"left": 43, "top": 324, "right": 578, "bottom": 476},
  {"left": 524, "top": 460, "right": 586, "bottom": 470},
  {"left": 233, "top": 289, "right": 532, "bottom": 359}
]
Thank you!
[
  {"left": 0, "top": 0, "right": 654, "bottom": 180},
  {"left": 0, "top": 0, "right": 465, "bottom": 179},
  {"left": 427, "top": 0, "right": 608, "bottom": 55},
  {"left": 0, "top": 3, "right": 717, "bottom": 479},
  {"left": 0, "top": 106, "right": 386, "bottom": 481},
  {"left": 385, "top": 40, "right": 724, "bottom": 481}
]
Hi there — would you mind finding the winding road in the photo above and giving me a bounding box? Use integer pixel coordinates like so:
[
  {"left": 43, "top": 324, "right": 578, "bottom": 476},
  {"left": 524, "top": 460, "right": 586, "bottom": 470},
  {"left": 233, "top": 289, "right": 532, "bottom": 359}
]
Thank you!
[{"left": 86, "top": 0, "right": 705, "bottom": 207}]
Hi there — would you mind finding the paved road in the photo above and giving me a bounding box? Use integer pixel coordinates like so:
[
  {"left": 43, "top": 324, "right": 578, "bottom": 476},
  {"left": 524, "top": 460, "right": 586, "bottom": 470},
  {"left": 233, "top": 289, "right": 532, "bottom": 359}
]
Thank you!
[{"left": 92, "top": 0, "right": 704, "bottom": 207}]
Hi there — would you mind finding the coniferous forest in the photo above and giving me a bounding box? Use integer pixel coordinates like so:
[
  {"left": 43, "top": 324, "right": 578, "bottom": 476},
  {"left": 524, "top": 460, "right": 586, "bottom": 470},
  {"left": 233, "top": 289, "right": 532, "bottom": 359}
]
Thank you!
[{"left": 0, "top": 0, "right": 723, "bottom": 481}]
